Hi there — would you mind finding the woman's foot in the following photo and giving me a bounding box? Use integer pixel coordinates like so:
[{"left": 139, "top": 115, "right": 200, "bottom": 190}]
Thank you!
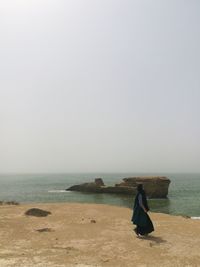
[{"left": 133, "top": 228, "right": 139, "bottom": 236}]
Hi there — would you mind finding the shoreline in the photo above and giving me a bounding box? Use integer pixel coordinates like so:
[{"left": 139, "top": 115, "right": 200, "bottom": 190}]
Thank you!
[
  {"left": 0, "top": 202, "right": 200, "bottom": 266},
  {"left": 1, "top": 200, "right": 199, "bottom": 219},
  {"left": 1, "top": 172, "right": 200, "bottom": 218}
]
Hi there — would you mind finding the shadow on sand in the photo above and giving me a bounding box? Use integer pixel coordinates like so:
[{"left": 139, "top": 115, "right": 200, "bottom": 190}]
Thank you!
[{"left": 137, "top": 235, "right": 167, "bottom": 244}]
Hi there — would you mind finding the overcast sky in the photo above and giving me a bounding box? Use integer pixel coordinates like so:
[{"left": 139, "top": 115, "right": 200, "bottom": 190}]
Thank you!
[{"left": 0, "top": 0, "right": 200, "bottom": 173}]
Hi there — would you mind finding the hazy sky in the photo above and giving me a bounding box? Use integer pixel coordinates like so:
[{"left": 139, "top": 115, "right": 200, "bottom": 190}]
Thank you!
[{"left": 0, "top": 0, "right": 200, "bottom": 173}]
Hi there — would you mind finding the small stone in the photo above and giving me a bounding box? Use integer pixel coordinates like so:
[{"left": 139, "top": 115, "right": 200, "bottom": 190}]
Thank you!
[{"left": 36, "top": 228, "right": 52, "bottom": 232}]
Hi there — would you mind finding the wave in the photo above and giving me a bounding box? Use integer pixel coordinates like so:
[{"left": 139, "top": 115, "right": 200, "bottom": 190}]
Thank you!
[
  {"left": 191, "top": 217, "right": 200, "bottom": 220},
  {"left": 48, "top": 190, "right": 71, "bottom": 193}
]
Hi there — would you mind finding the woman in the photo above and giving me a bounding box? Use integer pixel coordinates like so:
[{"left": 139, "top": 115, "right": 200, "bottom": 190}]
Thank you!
[{"left": 131, "top": 184, "right": 154, "bottom": 236}]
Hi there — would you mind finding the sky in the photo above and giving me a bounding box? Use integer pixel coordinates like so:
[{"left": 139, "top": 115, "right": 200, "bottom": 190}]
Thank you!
[{"left": 0, "top": 0, "right": 200, "bottom": 173}]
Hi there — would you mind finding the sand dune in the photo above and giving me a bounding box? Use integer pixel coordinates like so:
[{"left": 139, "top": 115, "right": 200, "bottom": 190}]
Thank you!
[{"left": 0, "top": 203, "right": 200, "bottom": 267}]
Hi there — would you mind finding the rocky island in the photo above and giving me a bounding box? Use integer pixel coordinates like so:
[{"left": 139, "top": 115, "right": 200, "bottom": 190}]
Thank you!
[{"left": 66, "top": 176, "right": 171, "bottom": 198}]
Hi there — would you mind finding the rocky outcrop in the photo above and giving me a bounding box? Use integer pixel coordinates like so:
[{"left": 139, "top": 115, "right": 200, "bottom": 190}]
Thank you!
[
  {"left": 67, "top": 183, "right": 136, "bottom": 194},
  {"left": 67, "top": 177, "right": 136, "bottom": 194},
  {"left": 66, "top": 176, "right": 171, "bottom": 198},
  {"left": 94, "top": 178, "right": 104, "bottom": 186},
  {"left": 116, "top": 176, "right": 170, "bottom": 198}
]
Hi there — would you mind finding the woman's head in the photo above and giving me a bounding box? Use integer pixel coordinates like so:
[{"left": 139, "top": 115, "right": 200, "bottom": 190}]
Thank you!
[{"left": 137, "top": 184, "right": 143, "bottom": 192}]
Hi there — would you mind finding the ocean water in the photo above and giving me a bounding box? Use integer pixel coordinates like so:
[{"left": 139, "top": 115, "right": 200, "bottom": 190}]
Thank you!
[{"left": 0, "top": 173, "right": 200, "bottom": 217}]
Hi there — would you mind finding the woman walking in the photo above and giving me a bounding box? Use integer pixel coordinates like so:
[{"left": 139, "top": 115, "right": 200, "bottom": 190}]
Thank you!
[{"left": 131, "top": 184, "right": 154, "bottom": 236}]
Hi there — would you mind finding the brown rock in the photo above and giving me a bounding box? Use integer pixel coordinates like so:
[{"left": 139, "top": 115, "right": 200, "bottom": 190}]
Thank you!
[
  {"left": 25, "top": 208, "right": 51, "bottom": 217},
  {"left": 66, "top": 176, "right": 170, "bottom": 198},
  {"left": 95, "top": 178, "right": 104, "bottom": 186},
  {"left": 36, "top": 228, "right": 53, "bottom": 232},
  {"left": 67, "top": 182, "right": 102, "bottom": 193},
  {"left": 116, "top": 176, "right": 171, "bottom": 198}
]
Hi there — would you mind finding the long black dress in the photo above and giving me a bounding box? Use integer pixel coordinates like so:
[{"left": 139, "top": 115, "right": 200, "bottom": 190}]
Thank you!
[{"left": 131, "top": 191, "right": 154, "bottom": 235}]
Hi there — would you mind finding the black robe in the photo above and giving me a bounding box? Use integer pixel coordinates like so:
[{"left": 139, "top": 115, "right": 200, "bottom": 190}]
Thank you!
[{"left": 131, "top": 190, "right": 154, "bottom": 235}]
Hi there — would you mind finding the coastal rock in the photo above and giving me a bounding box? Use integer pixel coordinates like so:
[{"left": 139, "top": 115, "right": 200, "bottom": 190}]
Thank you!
[
  {"left": 0, "top": 201, "right": 19, "bottom": 205},
  {"left": 25, "top": 208, "right": 51, "bottom": 217},
  {"left": 67, "top": 181, "right": 136, "bottom": 194},
  {"left": 100, "top": 186, "right": 136, "bottom": 194},
  {"left": 95, "top": 178, "right": 104, "bottom": 186},
  {"left": 67, "top": 176, "right": 170, "bottom": 198},
  {"left": 116, "top": 176, "right": 171, "bottom": 198},
  {"left": 67, "top": 182, "right": 102, "bottom": 193}
]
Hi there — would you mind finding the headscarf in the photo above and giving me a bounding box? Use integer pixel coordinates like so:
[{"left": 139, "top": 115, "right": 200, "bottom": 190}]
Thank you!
[{"left": 134, "top": 184, "right": 149, "bottom": 211}]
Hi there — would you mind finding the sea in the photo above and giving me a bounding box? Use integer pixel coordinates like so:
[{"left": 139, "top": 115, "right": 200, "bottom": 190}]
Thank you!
[{"left": 0, "top": 173, "right": 200, "bottom": 217}]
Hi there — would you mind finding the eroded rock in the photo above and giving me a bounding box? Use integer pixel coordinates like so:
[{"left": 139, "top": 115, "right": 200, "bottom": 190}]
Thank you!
[
  {"left": 66, "top": 176, "right": 171, "bottom": 198},
  {"left": 116, "top": 176, "right": 171, "bottom": 198}
]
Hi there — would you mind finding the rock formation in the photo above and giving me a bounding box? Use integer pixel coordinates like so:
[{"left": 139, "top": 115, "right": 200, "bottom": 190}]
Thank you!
[
  {"left": 94, "top": 178, "right": 104, "bottom": 186},
  {"left": 25, "top": 208, "right": 51, "bottom": 217},
  {"left": 116, "top": 176, "right": 170, "bottom": 198},
  {"left": 66, "top": 176, "right": 171, "bottom": 198}
]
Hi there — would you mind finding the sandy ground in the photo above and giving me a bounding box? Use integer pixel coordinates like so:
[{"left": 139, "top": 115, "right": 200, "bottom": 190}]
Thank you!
[{"left": 0, "top": 203, "right": 200, "bottom": 267}]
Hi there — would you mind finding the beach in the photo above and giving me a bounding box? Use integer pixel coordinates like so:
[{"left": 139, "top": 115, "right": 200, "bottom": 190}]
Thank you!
[{"left": 0, "top": 203, "right": 200, "bottom": 267}]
